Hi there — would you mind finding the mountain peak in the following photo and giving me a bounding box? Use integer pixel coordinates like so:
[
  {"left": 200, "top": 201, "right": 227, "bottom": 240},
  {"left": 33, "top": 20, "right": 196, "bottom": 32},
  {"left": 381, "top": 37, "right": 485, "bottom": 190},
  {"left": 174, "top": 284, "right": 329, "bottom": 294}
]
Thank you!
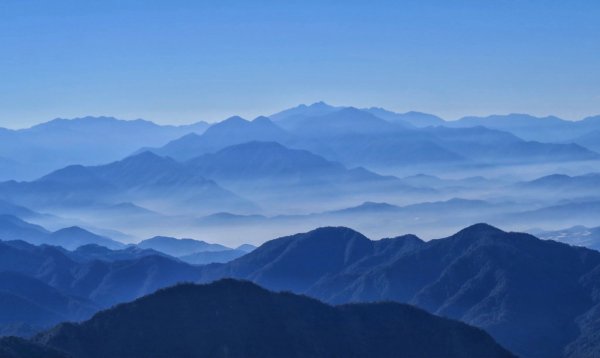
[
  {"left": 53, "top": 226, "right": 92, "bottom": 235},
  {"left": 252, "top": 116, "right": 273, "bottom": 123},
  {"left": 455, "top": 223, "right": 506, "bottom": 237},
  {"left": 307, "top": 226, "right": 365, "bottom": 236},
  {"left": 269, "top": 102, "right": 340, "bottom": 121},
  {"left": 107, "top": 150, "right": 178, "bottom": 169},
  {"left": 35, "top": 165, "right": 103, "bottom": 185},
  {"left": 308, "top": 100, "right": 333, "bottom": 108},
  {"left": 221, "top": 115, "right": 249, "bottom": 124}
]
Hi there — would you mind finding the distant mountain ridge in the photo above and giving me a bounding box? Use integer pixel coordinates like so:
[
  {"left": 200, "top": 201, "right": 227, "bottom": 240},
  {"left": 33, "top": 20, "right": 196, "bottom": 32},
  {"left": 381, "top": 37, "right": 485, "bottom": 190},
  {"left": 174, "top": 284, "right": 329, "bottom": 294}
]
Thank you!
[
  {"left": 2, "top": 105, "right": 600, "bottom": 183},
  {"left": 0, "top": 237, "right": 203, "bottom": 312},
  {"left": 0, "top": 151, "right": 253, "bottom": 215},
  {"left": 0, "top": 116, "right": 210, "bottom": 180},
  {"left": 149, "top": 116, "right": 290, "bottom": 161},
  {"left": 138, "top": 236, "right": 230, "bottom": 256},
  {"left": 147, "top": 103, "right": 599, "bottom": 171},
  {"left": 449, "top": 113, "right": 600, "bottom": 142},
  {"left": 0, "top": 215, "right": 123, "bottom": 249}
]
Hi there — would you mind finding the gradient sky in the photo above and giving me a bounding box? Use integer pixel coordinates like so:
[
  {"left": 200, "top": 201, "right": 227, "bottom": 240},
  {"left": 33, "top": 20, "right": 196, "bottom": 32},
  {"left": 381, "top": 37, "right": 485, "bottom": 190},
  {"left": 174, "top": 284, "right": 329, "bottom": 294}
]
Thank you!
[{"left": 1, "top": 0, "right": 599, "bottom": 128}]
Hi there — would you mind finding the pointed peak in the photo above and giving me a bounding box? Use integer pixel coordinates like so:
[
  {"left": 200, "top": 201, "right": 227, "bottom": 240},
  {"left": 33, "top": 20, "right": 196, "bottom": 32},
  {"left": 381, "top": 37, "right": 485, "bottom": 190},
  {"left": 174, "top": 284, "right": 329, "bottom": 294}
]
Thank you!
[
  {"left": 36, "top": 165, "right": 96, "bottom": 182},
  {"left": 129, "top": 150, "right": 163, "bottom": 159},
  {"left": 308, "top": 101, "right": 333, "bottom": 108},
  {"left": 455, "top": 223, "right": 505, "bottom": 237},
  {"left": 119, "top": 151, "right": 173, "bottom": 165},
  {"left": 179, "top": 132, "right": 203, "bottom": 140}
]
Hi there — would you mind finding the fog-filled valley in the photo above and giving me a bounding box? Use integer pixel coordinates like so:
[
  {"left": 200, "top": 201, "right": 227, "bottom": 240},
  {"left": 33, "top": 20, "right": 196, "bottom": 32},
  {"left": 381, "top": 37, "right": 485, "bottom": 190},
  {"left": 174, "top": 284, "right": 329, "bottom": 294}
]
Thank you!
[
  {"left": 2, "top": 102, "right": 599, "bottom": 245},
  {"left": 1, "top": 103, "right": 600, "bottom": 358}
]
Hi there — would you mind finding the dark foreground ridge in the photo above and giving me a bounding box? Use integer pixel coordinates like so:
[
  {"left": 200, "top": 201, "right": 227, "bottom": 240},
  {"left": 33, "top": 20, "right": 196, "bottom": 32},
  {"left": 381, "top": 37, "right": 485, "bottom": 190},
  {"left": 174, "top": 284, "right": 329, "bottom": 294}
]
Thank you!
[
  {"left": 199, "top": 223, "right": 600, "bottom": 358},
  {"left": 23, "top": 279, "right": 515, "bottom": 358}
]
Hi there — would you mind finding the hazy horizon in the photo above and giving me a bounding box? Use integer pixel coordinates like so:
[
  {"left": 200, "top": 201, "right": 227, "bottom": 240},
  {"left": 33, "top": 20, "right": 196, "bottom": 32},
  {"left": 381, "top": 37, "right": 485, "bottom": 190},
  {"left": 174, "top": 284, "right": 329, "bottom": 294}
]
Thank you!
[
  {"left": 0, "top": 101, "right": 598, "bottom": 130},
  {"left": 1, "top": 1, "right": 600, "bottom": 128}
]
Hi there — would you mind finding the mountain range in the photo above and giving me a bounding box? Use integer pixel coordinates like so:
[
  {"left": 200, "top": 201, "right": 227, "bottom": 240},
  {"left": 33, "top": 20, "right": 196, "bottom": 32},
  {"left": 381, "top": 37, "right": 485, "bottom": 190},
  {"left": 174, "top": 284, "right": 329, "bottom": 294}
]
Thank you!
[
  {"left": 3, "top": 103, "right": 600, "bottom": 183},
  {"left": 198, "top": 224, "right": 600, "bottom": 358},
  {"left": 0, "top": 238, "right": 203, "bottom": 311},
  {"left": 144, "top": 103, "right": 599, "bottom": 172},
  {"left": 0, "top": 117, "right": 209, "bottom": 180}
]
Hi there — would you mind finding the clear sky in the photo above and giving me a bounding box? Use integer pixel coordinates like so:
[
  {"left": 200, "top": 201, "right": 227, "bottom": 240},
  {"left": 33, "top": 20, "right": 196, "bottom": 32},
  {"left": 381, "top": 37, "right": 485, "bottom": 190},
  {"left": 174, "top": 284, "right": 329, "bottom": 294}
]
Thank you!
[{"left": 1, "top": 0, "right": 599, "bottom": 128}]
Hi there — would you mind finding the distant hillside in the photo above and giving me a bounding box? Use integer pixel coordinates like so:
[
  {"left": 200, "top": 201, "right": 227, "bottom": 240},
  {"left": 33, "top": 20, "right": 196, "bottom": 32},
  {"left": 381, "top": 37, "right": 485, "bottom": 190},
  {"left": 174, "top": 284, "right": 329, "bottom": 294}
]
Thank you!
[
  {"left": 0, "top": 238, "right": 202, "bottom": 316},
  {"left": 0, "top": 151, "right": 253, "bottom": 215},
  {"left": 0, "top": 116, "right": 209, "bottom": 180},
  {"left": 449, "top": 113, "right": 600, "bottom": 142},
  {"left": 149, "top": 116, "right": 290, "bottom": 160},
  {"left": 0, "top": 215, "right": 124, "bottom": 249},
  {"left": 138, "top": 236, "right": 230, "bottom": 256}
]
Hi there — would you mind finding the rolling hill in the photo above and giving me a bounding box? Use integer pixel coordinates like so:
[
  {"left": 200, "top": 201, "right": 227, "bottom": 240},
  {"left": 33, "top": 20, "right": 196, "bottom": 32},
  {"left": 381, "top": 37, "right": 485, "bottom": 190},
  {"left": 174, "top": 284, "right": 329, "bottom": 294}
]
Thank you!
[{"left": 32, "top": 279, "right": 515, "bottom": 358}]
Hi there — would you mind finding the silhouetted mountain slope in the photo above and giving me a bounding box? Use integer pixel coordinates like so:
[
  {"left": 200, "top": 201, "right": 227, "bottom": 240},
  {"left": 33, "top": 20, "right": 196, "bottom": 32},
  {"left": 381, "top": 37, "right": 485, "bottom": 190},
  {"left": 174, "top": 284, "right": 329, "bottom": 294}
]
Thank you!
[
  {"left": 426, "top": 126, "right": 599, "bottom": 163},
  {"left": 146, "top": 106, "right": 598, "bottom": 171},
  {"left": 0, "top": 151, "right": 252, "bottom": 214},
  {"left": 0, "top": 215, "right": 49, "bottom": 244},
  {"left": 152, "top": 109, "right": 463, "bottom": 167},
  {"left": 68, "top": 244, "right": 168, "bottom": 263},
  {"left": 518, "top": 173, "right": 600, "bottom": 193},
  {"left": 138, "top": 236, "right": 230, "bottom": 256},
  {"left": 329, "top": 198, "right": 493, "bottom": 217},
  {"left": 269, "top": 101, "right": 342, "bottom": 122},
  {"left": 0, "top": 200, "right": 41, "bottom": 219},
  {"left": 0, "top": 116, "right": 209, "bottom": 181},
  {"left": 185, "top": 141, "right": 411, "bottom": 193},
  {"left": 450, "top": 113, "right": 583, "bottom": 142},
  {"left": 236, "top": 244, "right": 257, "bottom": 252},
  {"left": 48, "top": 227, "right": 124, "bottom": 250},
  {"left": 0, "top": 216, "right": 124, "bottom": 249},
  {"left": 0, "top": 337, "right": 69, "bottom": 358},
  {"left": 187, "top": 141, "right": 348, "bottom": 181},
  {"left": 34, "top": 279, "right": 515, "bottom": 358},
  {"left": 283, "top": 107, "right": 403, "bottom": 134},
  {"left": 0, "top": 239, "right": 202, "bottom": 309},
  {"left": 0, "top": 272, "right": 97, "bottom": 333},
  {"left": 150, "top": 116, "right": 290, "bottom": 160},
  {"left": 363, "top": 107, "right": 445, "bottom": 127},
  {"left": 199, "top": 224, "right": 600, "bottom": 358},
  {"left": 291, "top": 110, "right": 596, "bottom": 167},
  {"left": 270, "top": 102, "right": 445, "bottom": 128}
]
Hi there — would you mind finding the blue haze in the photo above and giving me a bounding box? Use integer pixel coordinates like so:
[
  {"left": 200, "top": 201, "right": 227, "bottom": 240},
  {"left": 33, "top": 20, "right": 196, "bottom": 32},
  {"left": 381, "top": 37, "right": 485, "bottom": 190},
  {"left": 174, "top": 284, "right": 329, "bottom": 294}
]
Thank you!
[{"left": 0, "top": 0, "right": 599, "bottom": 127}]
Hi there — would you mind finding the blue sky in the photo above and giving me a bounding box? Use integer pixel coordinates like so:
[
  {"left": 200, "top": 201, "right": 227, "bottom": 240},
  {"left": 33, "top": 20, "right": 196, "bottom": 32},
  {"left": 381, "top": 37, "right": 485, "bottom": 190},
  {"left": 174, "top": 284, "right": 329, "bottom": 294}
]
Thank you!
[{"left": 1, "top": 0, "right": 599, "bottom": 128}]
